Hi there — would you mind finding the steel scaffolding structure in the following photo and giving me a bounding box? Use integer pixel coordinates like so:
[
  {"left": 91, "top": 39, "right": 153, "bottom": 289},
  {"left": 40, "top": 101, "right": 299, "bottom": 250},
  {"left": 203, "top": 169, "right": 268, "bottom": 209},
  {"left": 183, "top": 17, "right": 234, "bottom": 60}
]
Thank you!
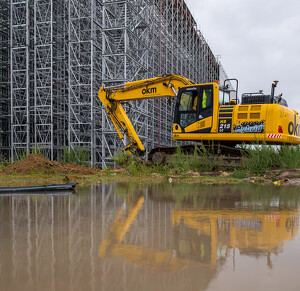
[
  {"left": 34, "top": 0, "right": 54, "bottom": 160},
  {"left": 10, "top": 0, "right": 30, "bottom": 161},
  {"left": 1, "top": 0, "right": 223, "bottom": 167},
  {"left": 68, "top": 0, "right": 102, "bottom": 166},
  {"left": 100, "top": 0, "right": 156, "bottom": 165},
  {"left": 0, "top": 1, "right": 10, "bottom": 160},
  {"left": 100, "top": 0, "right": 219, "bottom": 167},
  {"left": 53, "top": 0, "right": 69, "bottom": 161}
]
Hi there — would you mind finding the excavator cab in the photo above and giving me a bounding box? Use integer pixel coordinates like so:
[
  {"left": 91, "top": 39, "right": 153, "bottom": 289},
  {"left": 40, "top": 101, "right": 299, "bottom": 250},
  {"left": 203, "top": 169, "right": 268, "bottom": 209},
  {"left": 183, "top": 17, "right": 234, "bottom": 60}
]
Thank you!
[{"left": 174, "top": 85, "right": 214, "bottom": 133}]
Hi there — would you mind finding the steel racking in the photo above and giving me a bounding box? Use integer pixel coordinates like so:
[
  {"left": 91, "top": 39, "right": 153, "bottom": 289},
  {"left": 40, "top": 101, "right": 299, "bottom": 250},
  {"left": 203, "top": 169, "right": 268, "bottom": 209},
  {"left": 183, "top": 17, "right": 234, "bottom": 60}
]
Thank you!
[{"left": 1, "top": 0, "right": 224, "bottom": 167}]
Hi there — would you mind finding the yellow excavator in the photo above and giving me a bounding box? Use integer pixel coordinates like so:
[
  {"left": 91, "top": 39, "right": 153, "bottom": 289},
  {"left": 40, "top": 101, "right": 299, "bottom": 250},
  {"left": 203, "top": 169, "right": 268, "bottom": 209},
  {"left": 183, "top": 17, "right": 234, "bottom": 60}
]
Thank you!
[{"left": 98, "top": 74, "right": 300, "bottom": 161}]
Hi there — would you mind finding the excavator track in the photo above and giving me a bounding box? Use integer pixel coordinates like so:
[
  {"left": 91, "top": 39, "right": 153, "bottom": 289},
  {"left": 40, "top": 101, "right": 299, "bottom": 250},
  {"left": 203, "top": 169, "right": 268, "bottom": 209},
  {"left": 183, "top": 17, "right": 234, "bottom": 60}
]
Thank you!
[{"left": 148, "top": 144, "right": 247, "bottom": 167}]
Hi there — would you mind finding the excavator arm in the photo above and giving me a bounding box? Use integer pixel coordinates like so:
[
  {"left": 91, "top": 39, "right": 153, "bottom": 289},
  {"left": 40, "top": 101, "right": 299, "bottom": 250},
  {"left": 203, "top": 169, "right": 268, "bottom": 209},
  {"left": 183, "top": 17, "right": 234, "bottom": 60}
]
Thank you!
[{"left": 98, "top": 74, "right": 194, "bottom": 154}]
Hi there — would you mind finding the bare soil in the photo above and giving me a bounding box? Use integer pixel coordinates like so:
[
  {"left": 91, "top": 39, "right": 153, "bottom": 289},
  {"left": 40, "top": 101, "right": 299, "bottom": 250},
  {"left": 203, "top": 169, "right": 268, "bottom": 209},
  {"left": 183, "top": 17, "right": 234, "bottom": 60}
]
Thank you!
[{"left": 2, "top": 154, "right": 99, "bottom": 175}]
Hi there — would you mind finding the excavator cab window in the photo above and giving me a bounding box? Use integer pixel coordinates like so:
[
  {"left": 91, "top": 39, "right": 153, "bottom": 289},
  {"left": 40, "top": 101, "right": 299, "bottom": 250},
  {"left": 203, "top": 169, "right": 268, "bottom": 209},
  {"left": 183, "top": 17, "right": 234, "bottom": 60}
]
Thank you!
[
  {"left": 202, "top": 89, "right": 212, "bottom": 109},
  {"left": 219, "top": 90, "right": 230, "bottom": 105},
  {"left": 175, "top": 85, "right": 214, "bottom": 129},
  {"left": 179, "top": 90, "right": 198, "bottom": 112},
  {"left": 177, "top": 88, "right": 198, "bottom": 128}
]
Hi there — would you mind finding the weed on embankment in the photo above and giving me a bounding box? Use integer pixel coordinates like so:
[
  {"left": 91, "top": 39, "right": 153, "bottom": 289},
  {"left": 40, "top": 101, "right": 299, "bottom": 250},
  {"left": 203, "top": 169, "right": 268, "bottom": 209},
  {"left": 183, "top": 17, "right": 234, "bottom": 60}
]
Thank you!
[
  {"left": 243, "top": 144, "right": 300, "bottom": 175},
  {"left": 111, "top": 144, "right": 300, "bottom": 177}
]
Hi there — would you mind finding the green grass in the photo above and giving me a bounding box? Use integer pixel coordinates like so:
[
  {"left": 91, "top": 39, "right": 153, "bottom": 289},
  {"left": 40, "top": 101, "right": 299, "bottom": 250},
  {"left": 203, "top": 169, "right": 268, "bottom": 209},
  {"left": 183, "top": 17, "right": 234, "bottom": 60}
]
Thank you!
[
  {"left": 110, "top": 151, "right": 170, "bottom": 176},
  {"left": 110, "top": 151, "right": 130, "bottom": 166},
  {"left": 243, "top": 144, "right": 300, "bottom": 175},
  {"left": 0, "top": 147, "right": 45, "bottom": 166},
  {"left": 230, "top": 169, "right": 248, "bottom": 179},
  {"left": 110, "top": 151, "right": 146, "bottom": 175},
  {"left": 0, "top": 154, "right": 11, "bottom": 166},
  {"left": 1, "top": 147, "right": 90, "bottom": 166},
  {"left": 111, "top": 144, "right": 300, "bottom": 177},
  {"left": 168, "top": 145, "right": 220, "bottom": 173},
  {"left": 111, "top": 145, "right": 226, "bottom": 177},
  {"left": 61, "top": 147, "right": 90, "bottom": 166},
  {"left": 3, "top": 144, "right": 300, "bottom": 179},
  {"left": 277, "top": 145, "right": 300, "bottom": 168}
]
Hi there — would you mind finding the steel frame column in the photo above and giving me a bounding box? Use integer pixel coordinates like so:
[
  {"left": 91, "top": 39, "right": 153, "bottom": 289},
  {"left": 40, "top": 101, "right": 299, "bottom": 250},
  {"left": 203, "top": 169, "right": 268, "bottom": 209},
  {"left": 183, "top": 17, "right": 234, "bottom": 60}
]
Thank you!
[
  {"left": 34, "top": 0, "right": 54, "bottom": 160},
  {"left": 68, "top": 0, "right": 102, "bottom": 166},
  {"left": 0, "top": 1, "right": 10, "bottom": 160},
  {"left": 10, "top": 0, "right": 30, "bottom": 162},
  {"left": 53, "top": 0, "right": 69, "bottom": 161}
]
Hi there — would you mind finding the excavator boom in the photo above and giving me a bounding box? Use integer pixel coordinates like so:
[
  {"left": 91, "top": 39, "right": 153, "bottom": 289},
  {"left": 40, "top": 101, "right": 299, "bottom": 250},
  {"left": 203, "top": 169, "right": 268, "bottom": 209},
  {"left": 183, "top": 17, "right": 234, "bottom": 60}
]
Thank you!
[{"left": 98, "top": 74, "right": 194, "bottom": 154}]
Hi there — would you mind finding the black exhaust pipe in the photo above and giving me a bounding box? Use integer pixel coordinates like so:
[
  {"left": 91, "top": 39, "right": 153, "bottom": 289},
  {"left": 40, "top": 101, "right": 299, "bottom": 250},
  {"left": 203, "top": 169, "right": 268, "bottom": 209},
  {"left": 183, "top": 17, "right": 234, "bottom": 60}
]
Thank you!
[{"left": 271, "top": 80, "right": 279, "bottom": 103}]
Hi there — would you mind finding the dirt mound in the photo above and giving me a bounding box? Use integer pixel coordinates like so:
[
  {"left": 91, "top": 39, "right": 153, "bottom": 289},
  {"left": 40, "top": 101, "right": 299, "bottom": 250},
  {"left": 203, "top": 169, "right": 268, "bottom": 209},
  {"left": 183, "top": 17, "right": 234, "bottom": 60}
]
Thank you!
[{"left": 4, "top": 154, "right": 99, "bottom": 175}]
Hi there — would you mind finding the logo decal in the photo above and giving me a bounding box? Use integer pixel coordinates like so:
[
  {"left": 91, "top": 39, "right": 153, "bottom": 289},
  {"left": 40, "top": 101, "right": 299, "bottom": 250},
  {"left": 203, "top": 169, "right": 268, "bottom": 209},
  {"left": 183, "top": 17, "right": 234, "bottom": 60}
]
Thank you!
[
  {"left": 142, "top": 87, "right": 157, "bottom": 94},
  {"left": 233, "top": 121, "right": 265, "bottom": 133},
  {"left": 288, "top": 115, "right": 300, "bottom": 136}
]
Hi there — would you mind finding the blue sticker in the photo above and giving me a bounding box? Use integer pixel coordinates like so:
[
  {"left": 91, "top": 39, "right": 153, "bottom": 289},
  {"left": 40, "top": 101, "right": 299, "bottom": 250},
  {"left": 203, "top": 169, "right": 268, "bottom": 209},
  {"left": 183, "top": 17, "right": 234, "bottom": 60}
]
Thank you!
[{"left": 233, "top": 121, "right": 265, "bottom": 133}]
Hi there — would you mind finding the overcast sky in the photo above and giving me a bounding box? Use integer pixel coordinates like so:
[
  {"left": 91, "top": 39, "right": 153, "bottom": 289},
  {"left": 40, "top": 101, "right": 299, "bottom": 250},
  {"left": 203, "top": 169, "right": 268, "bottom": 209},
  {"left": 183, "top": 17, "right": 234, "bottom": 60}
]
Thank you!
[{"left": 185, "top": 0, "right": 300, "bottom": 111}]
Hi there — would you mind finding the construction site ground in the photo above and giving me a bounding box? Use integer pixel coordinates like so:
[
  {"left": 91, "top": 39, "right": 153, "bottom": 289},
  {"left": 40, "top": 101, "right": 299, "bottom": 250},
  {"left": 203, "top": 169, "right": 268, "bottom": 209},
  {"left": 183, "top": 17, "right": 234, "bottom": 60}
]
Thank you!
[
  {"left": 0, "top": 154, "right": 103, "bottom": 187},
  {"left": 1, "top": 154, "right": 300, "bottom": 187}
]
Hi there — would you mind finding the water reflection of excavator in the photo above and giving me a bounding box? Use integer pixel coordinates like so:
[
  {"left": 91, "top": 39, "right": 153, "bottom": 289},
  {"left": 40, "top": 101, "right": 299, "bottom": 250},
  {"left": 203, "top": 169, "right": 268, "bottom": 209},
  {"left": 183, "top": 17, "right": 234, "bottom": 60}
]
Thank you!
[
  {"left": 99, "top": 196, "right": 299, "bottom": 271},
  {"left": 173, "top": 208, "right": 299, "bottom": 266},
  {"left": 99, "top": 196, "right": 194, "bottom": 271}
]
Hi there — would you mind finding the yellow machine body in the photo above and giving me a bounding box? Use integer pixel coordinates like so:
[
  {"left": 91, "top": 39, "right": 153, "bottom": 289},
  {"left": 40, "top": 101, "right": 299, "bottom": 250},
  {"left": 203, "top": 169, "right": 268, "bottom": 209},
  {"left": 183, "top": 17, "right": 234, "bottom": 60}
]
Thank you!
[
  {"left": 98, "top": 74, "right": 300, "bottom": 154},
  {"left": 173, "top": 82, "right": 300, "bottom": 145}
]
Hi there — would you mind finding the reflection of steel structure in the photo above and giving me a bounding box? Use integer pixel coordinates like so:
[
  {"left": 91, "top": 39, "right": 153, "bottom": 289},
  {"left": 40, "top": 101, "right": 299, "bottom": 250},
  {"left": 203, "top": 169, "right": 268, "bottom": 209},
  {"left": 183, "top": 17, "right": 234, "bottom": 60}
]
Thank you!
[
  {"left": 0, "top": 0, "right": 224, "bottom": 167},
  {"left": 1, "top": 185, "right": 299, "bottom": 290},
  {"left": 1, "top": 186, "right": 215, "bottom": 290}
]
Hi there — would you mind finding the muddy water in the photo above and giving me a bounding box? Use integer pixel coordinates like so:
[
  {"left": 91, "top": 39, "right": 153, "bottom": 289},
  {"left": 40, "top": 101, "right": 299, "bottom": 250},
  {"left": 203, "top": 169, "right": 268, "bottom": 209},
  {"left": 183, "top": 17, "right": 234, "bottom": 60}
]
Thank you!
[{"left": 0, "top": 183, "right": 300, "bottom": 291}]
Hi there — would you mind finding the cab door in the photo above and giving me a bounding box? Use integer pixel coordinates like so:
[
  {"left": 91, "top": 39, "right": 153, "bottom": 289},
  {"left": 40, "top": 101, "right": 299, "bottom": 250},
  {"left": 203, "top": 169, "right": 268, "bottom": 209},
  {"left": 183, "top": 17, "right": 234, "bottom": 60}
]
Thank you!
[
  {"left": 198, "top": 85, "right": 213, "bottom": 122},
  {"left": 174, "top": 85, "right": 214, "bottom": 133}
]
